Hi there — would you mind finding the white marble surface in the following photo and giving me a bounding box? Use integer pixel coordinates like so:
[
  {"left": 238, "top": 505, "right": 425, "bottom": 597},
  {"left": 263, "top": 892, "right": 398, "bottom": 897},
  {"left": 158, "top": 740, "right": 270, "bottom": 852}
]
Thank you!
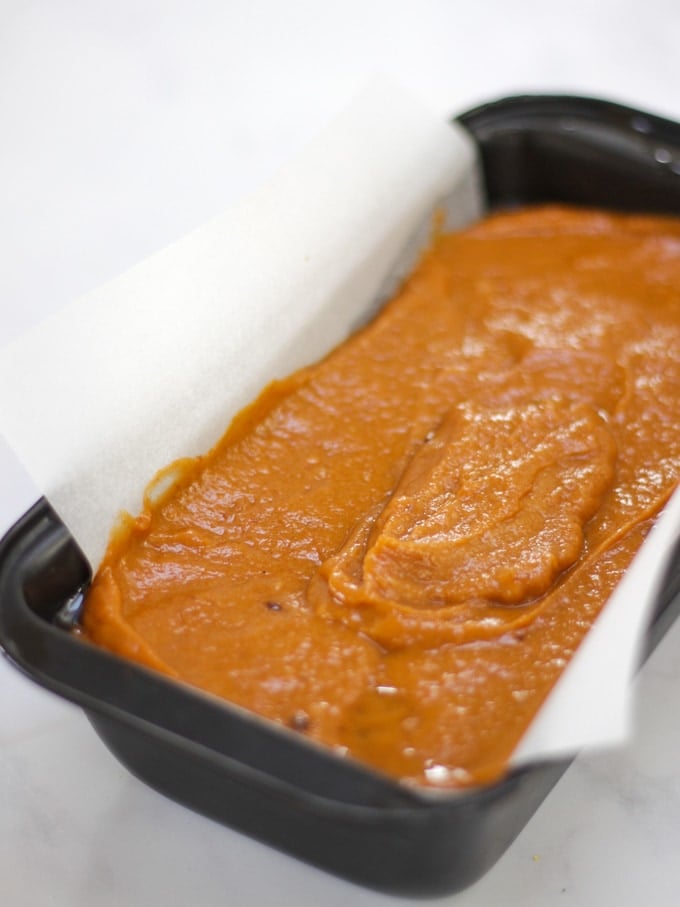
[{"left": 2, "top": 2, "right": 680, "bottom": 904}]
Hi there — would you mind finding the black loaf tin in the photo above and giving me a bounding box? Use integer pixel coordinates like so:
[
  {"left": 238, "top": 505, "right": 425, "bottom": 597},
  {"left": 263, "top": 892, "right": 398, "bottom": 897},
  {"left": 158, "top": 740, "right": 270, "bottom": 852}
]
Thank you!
[{"left": 2, "top": 96, "right": 680, "bottom": 897}]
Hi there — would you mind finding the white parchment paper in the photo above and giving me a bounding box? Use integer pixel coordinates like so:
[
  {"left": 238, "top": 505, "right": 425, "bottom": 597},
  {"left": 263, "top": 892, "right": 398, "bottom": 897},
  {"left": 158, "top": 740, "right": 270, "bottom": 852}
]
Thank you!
[
  {"left": 0, "top": 80, "right": 480, "bottom": 566},
  {"left": 1, "top": 80, "right": 678, "bottom": 769}
]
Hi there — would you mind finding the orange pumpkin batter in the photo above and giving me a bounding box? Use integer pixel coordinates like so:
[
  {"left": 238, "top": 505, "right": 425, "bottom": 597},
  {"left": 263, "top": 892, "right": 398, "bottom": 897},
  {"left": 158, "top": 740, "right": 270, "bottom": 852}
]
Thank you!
[{"left": 82, "top": 206, "right": 680, "bottom": 788}]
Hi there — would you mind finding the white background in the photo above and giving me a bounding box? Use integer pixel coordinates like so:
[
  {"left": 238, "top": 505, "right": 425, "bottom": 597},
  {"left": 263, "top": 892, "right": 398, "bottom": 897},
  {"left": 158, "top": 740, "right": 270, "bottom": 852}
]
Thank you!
[{"left": 2, "top": 2, "right": 680, "bottom": 905}]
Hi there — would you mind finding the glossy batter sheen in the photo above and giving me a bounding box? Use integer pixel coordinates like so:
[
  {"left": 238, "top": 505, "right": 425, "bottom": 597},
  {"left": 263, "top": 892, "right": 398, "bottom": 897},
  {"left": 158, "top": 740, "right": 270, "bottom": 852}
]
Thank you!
[{"left": 82, "top": 206, "right": 680, "bottom": 789}]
